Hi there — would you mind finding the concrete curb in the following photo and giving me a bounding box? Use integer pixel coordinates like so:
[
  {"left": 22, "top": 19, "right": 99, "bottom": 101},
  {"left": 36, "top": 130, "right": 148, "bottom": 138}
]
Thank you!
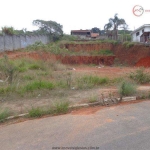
[{"left": 3, "top": 96, "right": 137, "bottom": 122}]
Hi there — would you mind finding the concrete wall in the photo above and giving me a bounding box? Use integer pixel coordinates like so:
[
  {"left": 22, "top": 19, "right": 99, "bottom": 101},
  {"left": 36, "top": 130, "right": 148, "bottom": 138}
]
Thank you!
[{"left": 0, "top": 34, "right": 50, "bottom": 52}]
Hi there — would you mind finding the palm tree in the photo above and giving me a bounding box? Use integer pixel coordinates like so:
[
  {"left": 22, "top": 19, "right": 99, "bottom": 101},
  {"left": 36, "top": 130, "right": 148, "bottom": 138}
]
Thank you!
[
  {"left": 104, "top": 23, "right": 113, "bottom": 39},
  {"left": 104, "top": 14, "right": 126, "bottom": 40}
]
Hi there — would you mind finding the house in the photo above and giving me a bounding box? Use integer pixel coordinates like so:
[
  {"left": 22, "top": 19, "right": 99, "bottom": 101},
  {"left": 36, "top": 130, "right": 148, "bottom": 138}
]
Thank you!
[
  {"left": 71, "top": 29, "right": 100, "bottom": 39},
  {"left": 131, "top": 24, "right": 150, "bottom": 42},
  {"left": 71, "top": 30, "right": 91, "bottom": 39}
]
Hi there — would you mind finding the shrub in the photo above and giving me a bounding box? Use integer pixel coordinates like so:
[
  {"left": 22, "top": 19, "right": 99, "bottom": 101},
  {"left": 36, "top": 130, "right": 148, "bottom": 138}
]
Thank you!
[
  {"left": 119, "top": 81, "right": 136, "bottom": 96},
  {"left": 0, "top": 56, "right": 18, "bottom": 84},
  {"left": 0, "top": 86, "right": 16, "bottom": 95},
  {"left": 2, "top": 26, "right": 14, "bottom": 35},
  {"left": 123, "top": 41, "right": 134, "bottom": 48},
  {"left": 102, "top": 40, "right": 119, "bottom": 45},
  {"left": 26, "top": 41, "right": 47, "bottom": 51},
  {"left": 88, "top": 95, "right": 98, "bottom": 103},
  {"left": 28, "top": 107, "right": 44, "bottom": 117},
  {"left": 60, "top": 34, "right": 78, "bottom": 41},
  {"left": 54, "top": 101, "right": 69, "bottom": 114},
  {"left": 0, "top": 109, "right": 10, "bottom": 122},
  {"left": 129, "top": 68, "right": 150, "bottom": 84}
]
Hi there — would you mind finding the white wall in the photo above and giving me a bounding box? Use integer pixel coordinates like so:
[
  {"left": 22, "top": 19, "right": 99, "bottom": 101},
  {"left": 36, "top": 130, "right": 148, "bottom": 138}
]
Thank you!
[
  {"left": 132, "top": 26, "right": 150, "bottom": 42},
  {"left": 144, "top": 26, "right": 150, "bottom": 32}
]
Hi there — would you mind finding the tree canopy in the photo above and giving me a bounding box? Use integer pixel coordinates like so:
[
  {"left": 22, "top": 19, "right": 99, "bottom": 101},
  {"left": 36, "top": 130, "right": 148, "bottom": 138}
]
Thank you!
[
  {"left": 33, "top": 20, "right": 63, "bottom": 41},
  {"left": 104, "top": 14, "right": 126, "bottom": 40},
  {"left": 91, "top": 27, "right": 101, "bottom": 34}
]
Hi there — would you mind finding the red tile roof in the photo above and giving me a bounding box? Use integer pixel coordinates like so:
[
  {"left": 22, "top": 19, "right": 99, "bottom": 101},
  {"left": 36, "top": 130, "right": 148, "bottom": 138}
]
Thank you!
[{"left": 71, "top": 30, "right": 91, "bottom": 33}]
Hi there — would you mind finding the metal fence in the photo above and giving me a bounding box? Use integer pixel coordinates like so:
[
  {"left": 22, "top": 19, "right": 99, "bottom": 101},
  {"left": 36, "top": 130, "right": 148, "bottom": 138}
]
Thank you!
[{"left": 0, "top": 34, "right": 50, "bottom": 52}]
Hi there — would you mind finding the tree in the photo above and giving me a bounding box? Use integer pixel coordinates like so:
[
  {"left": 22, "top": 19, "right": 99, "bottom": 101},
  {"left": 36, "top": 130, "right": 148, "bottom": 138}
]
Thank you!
[
  {"left": 104, "top": 14, "right": 126, "bottom": 40},
  {"left": 104, "top": 23, "right": 113, "bottom": 39},
  {"left": 2, "top": 26, "right": 14, "bottom": 35},
  {"left": 91, "top": 27, "right": 101, "bottom": 34},
  {"left": 33, "top": 20, "right": 63, "bottom": 41}
]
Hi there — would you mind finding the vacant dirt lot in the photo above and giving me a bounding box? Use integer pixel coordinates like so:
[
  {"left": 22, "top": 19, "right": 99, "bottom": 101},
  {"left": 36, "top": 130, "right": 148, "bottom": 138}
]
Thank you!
[{"left": 1, "top": 42, "right": 150, "bottom": 117}]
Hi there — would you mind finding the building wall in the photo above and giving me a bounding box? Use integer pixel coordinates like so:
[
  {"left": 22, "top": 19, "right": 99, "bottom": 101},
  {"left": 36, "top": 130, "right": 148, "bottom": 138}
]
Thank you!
[
  {"left": 132, "top": 26, "right": 150, "bottom": 42},
  {"left": 0, "top": 34, "right": 50, "bottom": 52}
]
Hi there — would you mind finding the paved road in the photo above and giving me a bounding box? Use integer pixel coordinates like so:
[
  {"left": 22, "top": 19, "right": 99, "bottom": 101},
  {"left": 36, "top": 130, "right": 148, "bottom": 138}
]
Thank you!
[{"left": 1, "top": 101, "right": 150, "bottom": 150}]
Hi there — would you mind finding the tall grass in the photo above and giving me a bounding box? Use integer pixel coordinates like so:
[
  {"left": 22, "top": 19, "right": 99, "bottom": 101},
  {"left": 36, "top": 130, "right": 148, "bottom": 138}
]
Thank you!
[
  {"left": 28, "top": 101, "right": 69, "bottom": 117},
  {"left": 54, "top": 101, "right": 69, "bottom": 114},
  {"left": 119, "top": 81, "right": 137, "bottom": 96},
  {"left": 77, "top": 75, "right": 109, "bottom": 89},
  {"left": 129, "top": 68, "right": 150, "bottom": 84},
  {"left": 20, "top": 81, "right": 55, "bottom": 93},
  {"left": 0, "top": 109, "right": 10, "bottom": 122}
]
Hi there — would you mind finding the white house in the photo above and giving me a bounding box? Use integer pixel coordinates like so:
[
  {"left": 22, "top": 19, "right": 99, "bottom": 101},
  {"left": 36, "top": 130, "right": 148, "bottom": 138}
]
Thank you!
[{"left": 131, "top": 24, "right": 150, "bottom": 42}]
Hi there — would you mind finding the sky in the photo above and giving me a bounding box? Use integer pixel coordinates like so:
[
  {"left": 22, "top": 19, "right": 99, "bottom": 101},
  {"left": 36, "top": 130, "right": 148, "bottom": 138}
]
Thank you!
[{"left": 0, "top": 0, "right": 150, "bottom": 34}]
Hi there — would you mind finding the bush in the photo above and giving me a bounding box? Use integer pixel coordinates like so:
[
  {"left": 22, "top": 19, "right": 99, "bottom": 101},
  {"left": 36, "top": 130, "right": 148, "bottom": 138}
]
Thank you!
[
  {"left": 28, "top": 107, "right": 44, "bottom": 117},
  {"left": 26, "top": 41, "right": 47, "bottom": 51},
  {"left": 0, "top": 86, "right": 16, "bottom": 94},
  {"left": 129, "top": 68, "right": 150, "bottom": 84},
  {"left": 0, "top": 109, "right": 10, "bottom": 122},
  {"left": 123, "top": 41, "right": 134, "bottom": 48},
  {"left": 60, "top": 34, "right": 78, "bottom": 41},
  {"left": 54, "top": 101, "right": 69, "bottom": 114},
  {"left": 0, "top": 56, "right": 18, "bottom": 84},
  {"left": 119, "top": 81, "right": 136, "bottom": 96},
  {"left": 2, "top": 26, "right": 14, "bottom": 35},
  {"left": 88, "top": 95, "right": 98, "bottom": 103}
]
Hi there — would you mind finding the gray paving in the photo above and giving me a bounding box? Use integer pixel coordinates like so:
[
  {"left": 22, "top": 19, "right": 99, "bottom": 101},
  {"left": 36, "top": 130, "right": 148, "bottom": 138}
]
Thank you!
[{"left": 1, "top": 101, "right": 150, "bottom": 150}]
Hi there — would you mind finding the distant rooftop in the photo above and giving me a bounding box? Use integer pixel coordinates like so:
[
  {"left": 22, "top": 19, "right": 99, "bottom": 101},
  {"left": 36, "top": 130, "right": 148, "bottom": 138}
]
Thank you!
[
  {"left": 131, "top": 24, "right": 150, "bottom": 34},
  {"left": 71, "top": 30, "right": 91, "bottom": 33}
]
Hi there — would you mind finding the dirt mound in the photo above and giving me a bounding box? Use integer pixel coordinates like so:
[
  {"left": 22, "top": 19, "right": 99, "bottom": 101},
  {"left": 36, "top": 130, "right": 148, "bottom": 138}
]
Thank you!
[
  {"left": 0, "top": 51, "right": 115, "bottom": 66},
  {"left": 59, "top": 55, "right": 115, "bottom": 65},
  {"left": 63, "top": 43, "right": 113, "bottom": 51},
  {"left": 135, "top": 56, "right": 150, "bottom": 67}
]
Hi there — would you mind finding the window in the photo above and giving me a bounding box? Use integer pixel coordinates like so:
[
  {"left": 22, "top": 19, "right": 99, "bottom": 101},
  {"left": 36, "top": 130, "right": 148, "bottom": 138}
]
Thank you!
[
  {"left": 142, "top": 29, "right": 144, "bottom": 33},
  {"left": 136, "top": 32, "right": 139, "bottom": 36}
]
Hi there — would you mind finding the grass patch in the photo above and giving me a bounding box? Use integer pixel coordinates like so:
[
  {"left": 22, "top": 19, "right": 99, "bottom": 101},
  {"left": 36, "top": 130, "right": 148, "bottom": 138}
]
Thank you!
[
  {"left": 119, "top": 81, "right": 137, "bottom": 96},
  {"left": 28, "top": 107, "right": 44, "bottom": 118},
  {"left": 20, "top": 81, "right": 55, "bottom": 93},
  {"left": 28, "top": 101, "right": 69, "bottom": 118},
  {"left": 88, "top": 95, "right": 98, "bottom": 103},
  {"left": 54, "top": 101, "right": 69, "bottom": 114},
  {"left": 123, "top": 41, "right": 134, "bottom": 48},
  {"left": 97, "top": 49, "right": 114, "bottom": 55},
  {"left": 0, "top": 109, "right": 10, "bottom": 122},
  {"left": 129, "top": 68, "right": 150, "bottom": 84},
  {"left": 0, "top": 86, "right": 16, "bottom": 95},
  {"left": 77, "top": 75, "right": 109, "bottom": 89}
]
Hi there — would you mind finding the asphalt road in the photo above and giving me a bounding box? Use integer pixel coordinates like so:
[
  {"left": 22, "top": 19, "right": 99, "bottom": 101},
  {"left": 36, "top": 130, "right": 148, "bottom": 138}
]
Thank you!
[{"left": 1, "top": 101, "right": 150, "bottom": 150}]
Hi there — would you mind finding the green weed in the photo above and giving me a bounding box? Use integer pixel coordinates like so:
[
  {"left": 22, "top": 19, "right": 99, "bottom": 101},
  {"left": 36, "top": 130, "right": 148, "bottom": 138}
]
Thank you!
[
  {"left": 77, "top": 75, "right": 109, "bottom": 89},
  {"left": 119, "top": 81, "right": 137, "bottom": 96},
  {"left": 0, "top": 109, "right": 10, "bottom": 122},
  {"left": 129, "top": 68, "right": 150, "bottom": 84},
  {"left": 54, "top": 101, "right": 69, "bottom": 114},
  {"left": 20, "top": 81, "right": 55, "bottom": 93}
]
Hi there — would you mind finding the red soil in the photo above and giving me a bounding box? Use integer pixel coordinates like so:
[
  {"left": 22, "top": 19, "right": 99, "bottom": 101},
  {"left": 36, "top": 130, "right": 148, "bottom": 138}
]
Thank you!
[
  {"left": 1, "top": 43, "right": 150, "bottom": 66},
  {"left": 63, "top": 43, "right": 150, "bottom": 66},
  {"left": 0, "top": 51, "right": 115, "bottom": 66},
  {"left": 136, "top": 56, "right": 150, "bottom": 67}
]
